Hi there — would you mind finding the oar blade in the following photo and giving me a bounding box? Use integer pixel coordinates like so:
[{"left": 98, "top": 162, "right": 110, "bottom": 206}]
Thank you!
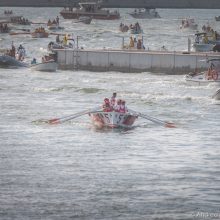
[{"left": 165, "top": 122, "right": 176, "bottom": 128}]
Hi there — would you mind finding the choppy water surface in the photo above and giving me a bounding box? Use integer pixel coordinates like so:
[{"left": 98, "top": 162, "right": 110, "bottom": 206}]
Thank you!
[{"left": 0, "top": 7, "right": 220, "bottom": 220}]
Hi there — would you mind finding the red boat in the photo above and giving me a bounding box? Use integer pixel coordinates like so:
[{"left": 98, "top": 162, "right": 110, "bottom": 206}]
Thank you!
[
  {"left": 89, "top": 111, "right": 138, "bottom": 129},
  {"left": 60, "top": 2, "right": 120, "bottom": 20}
]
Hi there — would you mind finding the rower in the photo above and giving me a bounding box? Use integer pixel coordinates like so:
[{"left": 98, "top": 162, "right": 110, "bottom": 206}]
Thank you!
[
  {"left": 119, "top": 100, "right": 127, "bottom": 113},
  {"left": 102, "top": 98, "right": 112, "bottom": 112},
  {"left": 110, "top": 92, "right": 117, "bottom": 108},
  {"left": 115, "top": 99, "right": 122, "bottom": 112}
]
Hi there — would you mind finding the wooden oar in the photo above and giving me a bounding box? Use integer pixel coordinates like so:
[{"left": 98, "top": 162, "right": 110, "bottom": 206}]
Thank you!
[
  {"left": 10, "top": 32, "right": 30, "bottom": 35},
  {"left": 13, "top": 28, "right": 30, "bottom": 32},
  {"left": 49, "top": 32, "right": 66, "bottom": 36},
  {"left": 129, "top": 109, "right": 176, "bottom": 128},
  {"left": 47, "top": 106, "right": 101, "bottom": 124},
  {"left": 31, "top": 22, "right": 47, "bottom": 25}
]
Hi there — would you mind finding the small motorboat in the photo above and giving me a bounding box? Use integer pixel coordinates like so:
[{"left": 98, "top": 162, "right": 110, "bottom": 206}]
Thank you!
[
  {"left": 185, "top": 59, "right": 220, "bottom": 85},
  {"left": 77, "top": 16, "right": 92, "bottom": 24},
  {"left": 192, "top": 32, "right": 214, "bottom": 52},
  {"left": 215, "top": 16, "right": 220, "bottom": 21},
  {"left": 129, "top": 8, "right": 160, "bottom": 19},
  {"left": 180, "top": 18, "right": 198, "bottom": 30},
  {"left": 89, "top": 111, "right": 138, "bottom": 129},
  {"left": 212, "top": 88, "right": 220, "bottom": 100},
  {"left": 31, "top": 60, "right": 58, "bottom": 72},
  {"left": 0, "top": 54, "right": 28, "bottom": 68}
]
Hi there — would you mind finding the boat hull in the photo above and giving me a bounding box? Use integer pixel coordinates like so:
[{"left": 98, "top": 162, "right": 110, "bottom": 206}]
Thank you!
[
  {"left": 31, "top": 32, "right": 49, "bottom": 38},
  {"left": 193, "top": 43, "right": 214, "bottom": 52},
  {"left": 185, "top": 73, "right": 220, "bottom": 85},
  {"left": 31, "top": 61, "right": 57, "bottom": 72},
  {"left": 60, "top": 11, "right": 120, "bottom": 20},
  {"left": 0, "top": 55, "right": 27, "bottom": 68},
  {"left": 90, "top": 111, "right": 137, "bottom": 128}
]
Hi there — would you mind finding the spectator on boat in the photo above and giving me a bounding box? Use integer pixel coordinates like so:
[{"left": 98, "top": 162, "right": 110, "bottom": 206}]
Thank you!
[
  {"left": 31, "top": 58, "right": 37, "bottom": 64},
  {"left": 56, "top": 34, "right": 60, "bottom": 43},
  {"left": 11, "top": 43, "right": 16, "bottom": 58},
  {"left": 63, "top": 34, "right": 68, "bottom": 45},
  {"left": 56, "top": 16, "right": 59, "bottom": 25},
  {"left": 137, "top": 39, "right": 142, "bottom": 49},
  {"left": 102, "top": 98, "right": 112, "bottom": 112},
  {"left": 48, "top": 19, "right": 52, "bottom": 26},
  {"left": 195, "top": 35, "right": 200, "bottom": 44},
  {"left": 110, "top": 92, "right": 117, "bottom": 107},
  {"left": 129, "top": 36, "right": 134, "bottom": 48},
  {"left": 203, "top": 34, "right": 208, "bottom": 44},
  {"left": 134, "top": 38, "right": 137, "bottom": 49}
]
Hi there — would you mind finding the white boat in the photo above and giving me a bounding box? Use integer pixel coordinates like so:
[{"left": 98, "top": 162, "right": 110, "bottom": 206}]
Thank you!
[
  {"left": 77, "top": 16, "right": 92, "bottom": 24},
  {"left": 193, "top": 43, "right": 214, "bottom": 52},
  {"left": 0, "top": 54, "right": 28, "bottom": 68},
  {"left": 89, "top": 111, "right": 138, "bottom": 129},
  {"left": 60, "top": 2, "right": 120, "bottom": 20},
  {"left": 180, "top": 18, "right": 198, "bottom": 30},
  {"left": 185, "top": 59, "right": 220, "bottom": 85},
  {"left": 129, "top": 8, "right": 160, "bottom": 19},
  {"left": 31, "top": 60, "right": 58, "bottom": 72},
  {"left": 192, "top": 32, "right": 215, "bottom": 52},
  {"left": 212, "top": 88, "right": 220, "bottom": 100}
]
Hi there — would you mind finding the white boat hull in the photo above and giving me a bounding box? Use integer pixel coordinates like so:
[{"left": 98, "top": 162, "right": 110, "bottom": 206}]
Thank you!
[
  {"left": 89, "top": 111, "right": 138, "bottom": 128},
  {"left": 31, "top": 61, "right": 58, "bottom": 72},
  {"left": 193, "top": 43, "right": 214, "bottom": 52},
  {"left": 185, "top": 73, "right": 220, "bottom": 85}
]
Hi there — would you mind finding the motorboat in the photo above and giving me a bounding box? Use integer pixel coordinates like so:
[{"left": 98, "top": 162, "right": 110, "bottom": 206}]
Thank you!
[
  {"left": 77, "top": 16, "right": 92, "bottom": 24},
  {"left": 193, "top": 43, "right": 214, "bottom": 52},
  {"left": 31, "top": 60, "right": 58, "bottom": 72},
  {"left": 89, "top": 111, "right": 138, "bottom": 129},
  {"left": 185, "top": 59, "right": 220, "bottom": 85},
  {"left": 60, "top": 2, "right": 120, "bottom": 20},
  {"left": 192, "top": 32, "right": 215, "bottom": 52},
  {"left": 129, "top": 8, "right": 160, "bottom": 19},
  {"left": 215, "top": 16, "right": 220, "bottom": 21},
  {"left": 180, "top": 18, "right": 198, "bottom": 30},
  {"left": 212, "top": 88, "right": 220, "bottom": 100},
  {"left": 0, "top": 54, "right": 27, "bottom": 68}
]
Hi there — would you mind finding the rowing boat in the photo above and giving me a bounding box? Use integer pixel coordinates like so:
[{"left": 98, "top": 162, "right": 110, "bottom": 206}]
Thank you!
[{"left": 89, "top": 111, "right": 138, "bottom": 129}]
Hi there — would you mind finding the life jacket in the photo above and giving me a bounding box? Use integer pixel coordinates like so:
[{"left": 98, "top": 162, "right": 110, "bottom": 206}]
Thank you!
[{"left": 119, "top": 104, "right": 126, "bottom": 113}]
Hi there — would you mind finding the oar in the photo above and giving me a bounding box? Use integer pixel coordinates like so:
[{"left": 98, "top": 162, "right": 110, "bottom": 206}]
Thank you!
[
  {"left": 212, "top": 88, "right": 220, "bottom": 98},
  {"left": 10, "top": 32, "right": 30, "bottom": 35},
  {"left": 47, "top": 106, "right": 101, "bottom": 124},
  {"left": 13, "top": 28, "right": 30, "bottom": 32},
  {"left": 129, "top": 109, "right": 176, "bottom": 128},
  {"left": 31, "top": 22, "right": 47, "bottom": 25}
]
